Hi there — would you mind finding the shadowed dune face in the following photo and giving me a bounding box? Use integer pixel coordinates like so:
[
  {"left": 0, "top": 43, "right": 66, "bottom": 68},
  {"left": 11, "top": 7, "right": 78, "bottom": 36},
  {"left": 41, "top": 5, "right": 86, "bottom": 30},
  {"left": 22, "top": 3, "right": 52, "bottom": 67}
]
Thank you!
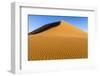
[
  {"left": 28, "top": 21, "right": 61, "bottom": 35},
  {"left": 28, "top": 20, "right": 88, "bottom": 61}
]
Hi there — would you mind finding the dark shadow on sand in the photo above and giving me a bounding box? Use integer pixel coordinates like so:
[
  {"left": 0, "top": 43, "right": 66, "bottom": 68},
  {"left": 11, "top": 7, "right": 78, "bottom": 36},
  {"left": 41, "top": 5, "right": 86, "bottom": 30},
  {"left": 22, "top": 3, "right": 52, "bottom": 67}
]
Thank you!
[{"left": 28, "top": 21, "right": 61, "bottom": 35}]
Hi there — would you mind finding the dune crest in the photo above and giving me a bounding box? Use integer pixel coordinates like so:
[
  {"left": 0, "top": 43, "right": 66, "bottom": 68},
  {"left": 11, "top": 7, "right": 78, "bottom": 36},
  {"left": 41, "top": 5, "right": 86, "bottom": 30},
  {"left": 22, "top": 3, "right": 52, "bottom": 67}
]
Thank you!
[{"left": 29, "top": 20, "right": 87, "bottom": 37}]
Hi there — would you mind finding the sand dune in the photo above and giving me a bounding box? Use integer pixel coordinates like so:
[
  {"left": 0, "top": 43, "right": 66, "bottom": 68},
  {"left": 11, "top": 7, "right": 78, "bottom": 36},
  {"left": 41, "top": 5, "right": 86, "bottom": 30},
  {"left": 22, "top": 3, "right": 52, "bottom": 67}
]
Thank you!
[{"left": 28, "top": 20, "right": 88, "bottom": 60}]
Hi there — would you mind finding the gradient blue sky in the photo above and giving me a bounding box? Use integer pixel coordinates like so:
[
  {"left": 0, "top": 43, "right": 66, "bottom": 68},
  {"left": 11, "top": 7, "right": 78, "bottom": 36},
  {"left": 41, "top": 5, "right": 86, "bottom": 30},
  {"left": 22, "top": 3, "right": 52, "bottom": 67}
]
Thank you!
[{"left": 28, "top": 15, "right": 88, "bottom": 32}]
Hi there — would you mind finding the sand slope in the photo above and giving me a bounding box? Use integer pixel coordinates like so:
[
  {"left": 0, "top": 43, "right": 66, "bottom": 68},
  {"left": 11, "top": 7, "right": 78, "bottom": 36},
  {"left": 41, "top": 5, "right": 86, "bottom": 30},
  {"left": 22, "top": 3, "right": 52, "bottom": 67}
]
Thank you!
[{"left": 28, "top": 21, "right": 88, "bottom": 60}]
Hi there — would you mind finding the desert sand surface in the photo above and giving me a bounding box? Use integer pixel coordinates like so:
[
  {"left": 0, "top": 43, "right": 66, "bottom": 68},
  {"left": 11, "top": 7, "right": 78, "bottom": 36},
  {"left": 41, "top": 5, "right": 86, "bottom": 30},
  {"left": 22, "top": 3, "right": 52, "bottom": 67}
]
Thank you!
[{"left": 28, "top": 21, "right": 88, "bottom": 60}]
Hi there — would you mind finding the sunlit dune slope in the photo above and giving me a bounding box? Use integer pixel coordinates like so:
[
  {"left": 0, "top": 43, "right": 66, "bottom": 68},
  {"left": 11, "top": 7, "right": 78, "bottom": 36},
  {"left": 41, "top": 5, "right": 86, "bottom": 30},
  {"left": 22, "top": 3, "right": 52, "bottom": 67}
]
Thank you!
[{"left": 28, "top": 20, "right": 88, "bottom": 60}]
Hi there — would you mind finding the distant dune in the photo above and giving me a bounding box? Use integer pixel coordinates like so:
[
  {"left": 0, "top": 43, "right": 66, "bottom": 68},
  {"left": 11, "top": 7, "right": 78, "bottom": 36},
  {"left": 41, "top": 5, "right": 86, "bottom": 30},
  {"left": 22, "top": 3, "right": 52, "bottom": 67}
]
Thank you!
[{"left": 28, "top": 20, "right": 88, "bottom": 60}]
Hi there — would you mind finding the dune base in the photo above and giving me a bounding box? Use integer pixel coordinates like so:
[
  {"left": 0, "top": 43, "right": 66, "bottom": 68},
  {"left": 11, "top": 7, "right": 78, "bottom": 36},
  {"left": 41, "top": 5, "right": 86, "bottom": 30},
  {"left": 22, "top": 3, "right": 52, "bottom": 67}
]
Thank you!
[{"left": 28, "top": 35, "right": 88, "bottom": 61}]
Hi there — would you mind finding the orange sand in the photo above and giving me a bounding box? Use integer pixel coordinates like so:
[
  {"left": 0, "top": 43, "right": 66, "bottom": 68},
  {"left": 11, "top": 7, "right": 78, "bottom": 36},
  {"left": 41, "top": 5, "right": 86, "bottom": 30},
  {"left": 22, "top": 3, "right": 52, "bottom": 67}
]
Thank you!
[{"left": 28, "top": 21, "right": 88, "bottom": 60}]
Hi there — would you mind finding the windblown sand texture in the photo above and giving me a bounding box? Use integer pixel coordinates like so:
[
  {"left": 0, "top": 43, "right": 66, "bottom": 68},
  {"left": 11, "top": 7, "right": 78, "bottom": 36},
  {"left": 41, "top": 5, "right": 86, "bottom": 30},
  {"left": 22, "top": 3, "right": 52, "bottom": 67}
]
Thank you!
[{"left": 28, "top": 20, "right": 88, "bottom": 60}]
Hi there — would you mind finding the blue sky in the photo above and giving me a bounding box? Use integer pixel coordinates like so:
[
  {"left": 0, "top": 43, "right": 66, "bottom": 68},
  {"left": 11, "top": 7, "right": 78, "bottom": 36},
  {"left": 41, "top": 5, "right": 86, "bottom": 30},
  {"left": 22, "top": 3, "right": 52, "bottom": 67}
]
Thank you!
[{"left": 28, "top": 15, "right": 88, "bottom": 32}]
